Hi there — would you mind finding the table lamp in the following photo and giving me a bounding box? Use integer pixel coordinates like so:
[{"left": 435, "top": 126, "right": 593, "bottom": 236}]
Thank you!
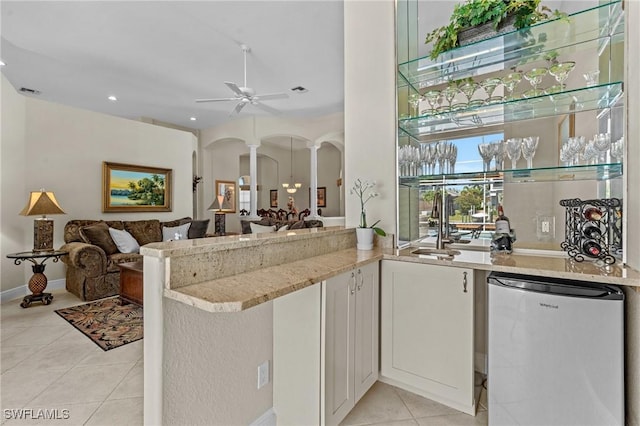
[
  {"left": 207, "top": 194, "right": 227, "bottom": 236},
  {"left": 19, "top": 189, "right": 66, "bottom": 252}
]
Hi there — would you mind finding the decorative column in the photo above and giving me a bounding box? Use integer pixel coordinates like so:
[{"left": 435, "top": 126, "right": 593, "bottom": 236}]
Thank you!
[
  {"left": 246, "top": 140, "right": 261, "bottom": 220},
  {"left": 307, "top": 140, "right": 322, "bottom": 219}
]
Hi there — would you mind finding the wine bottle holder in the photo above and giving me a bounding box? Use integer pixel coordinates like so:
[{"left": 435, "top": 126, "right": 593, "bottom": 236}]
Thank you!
[{"left": 559, "top": 198, "right": 622, "bottom": 264}]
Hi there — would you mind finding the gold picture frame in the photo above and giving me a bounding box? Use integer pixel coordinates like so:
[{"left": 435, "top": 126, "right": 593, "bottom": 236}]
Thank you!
[
  {"left": 215, "top": 180, "right": 236, "bottom": 213},
  {"left": 102, "top": 162, "right": 172, "bottom": 212}
]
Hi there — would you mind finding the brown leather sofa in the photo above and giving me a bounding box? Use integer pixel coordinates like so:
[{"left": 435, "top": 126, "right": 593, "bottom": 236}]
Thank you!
[{"left": 60, "top": 217, "right": 208, "bottom": 301}]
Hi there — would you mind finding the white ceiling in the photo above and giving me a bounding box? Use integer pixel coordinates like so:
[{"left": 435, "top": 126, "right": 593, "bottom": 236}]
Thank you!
[{"left": 0, "top": 1, "right": 345, "bottom": 130}]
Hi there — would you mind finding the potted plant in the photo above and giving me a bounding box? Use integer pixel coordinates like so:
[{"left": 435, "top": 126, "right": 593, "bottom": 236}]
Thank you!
[
  {"left": 350, "top": 179, "right": 386, "bottom": 250},
  {"left": 424, "top": 0, "right": 566, "bottom": 60}
]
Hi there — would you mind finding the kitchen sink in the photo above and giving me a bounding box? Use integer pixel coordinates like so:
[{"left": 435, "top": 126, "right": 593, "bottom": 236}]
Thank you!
[{"left": 411, "top": 248, "right": 461, "bottom": 258}]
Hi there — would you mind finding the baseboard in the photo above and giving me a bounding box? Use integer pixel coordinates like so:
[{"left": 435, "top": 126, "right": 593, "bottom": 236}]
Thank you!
[
  {"left": 1, "top": 279, "right": 66, "bottom": 304},
  {"left": 475, "top": 352, "right": 487, "bottom": 375},
  {"left": 250, "top": 408, "right": 276, "bottom": 426}
]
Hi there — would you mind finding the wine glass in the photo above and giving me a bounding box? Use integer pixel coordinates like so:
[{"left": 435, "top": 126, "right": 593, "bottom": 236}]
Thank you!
[
  {"left": 448, "top": 144, "right": 458, "bottom": 174},
  {"left": 610, "top": 137, "right": 624, "bottom": 162},
  {"left": 583, "top": 70, "right": 600, "bottom": 87},
  {"left": 506, "top": 138, "right": 522, "bottom": 169},
  {"left": 428, "top": 144, "right": 438, "bottom": 174},
  {"left": 549, "top": 61, "right": 575, "bottom": 90},
  {"left": 521, "top": 136, "right": 539, "bottom": 168},
  {"left": 477, "top": 143, "right": 493, "bottom": 172},
  {"left": 502, "top": 72, "right": 522, "bottom": 101},
  {"left": 481, "top": 77, "right": 503, "bottom": 104},
  {"left": 492, "top": 140, "right": 506, "bottom": 171},
  {"left": 593, "top": 133, "right": 611, "bottom": 163},
  {"left": 523, "top": 67, "right": 548, "bottom": 97},
  {"left": 409, "top": 93, "right": 421, "bottom": 117},
  {"left": 580, "top": 140, "right": 599, "bottom": 165},
  {"left": 423, "top": 90, "right": 442, "bottom": 115}
]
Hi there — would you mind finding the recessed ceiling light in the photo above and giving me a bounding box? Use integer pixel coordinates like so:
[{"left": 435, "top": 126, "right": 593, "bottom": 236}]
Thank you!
[
  {"left": 290, "top": 86, "right": 308, "bottom": 93},
  {"left": 0, "top": 60, "right": 5, "bottom": 67},
  {"left": 190, "top": 117, "right": 197, "bottom": 121},
  {"left": 107, "top": 95, "right": 117, "bottom": 101}
]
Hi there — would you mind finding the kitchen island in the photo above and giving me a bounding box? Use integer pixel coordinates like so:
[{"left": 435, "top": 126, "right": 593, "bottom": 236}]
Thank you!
[{"left": 140, "top": 228, "right": 640, "bottom": 425}]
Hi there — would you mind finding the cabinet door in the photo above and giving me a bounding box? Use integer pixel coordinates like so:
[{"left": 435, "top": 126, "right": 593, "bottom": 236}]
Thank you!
[
  {"left": 323, "top": 270, "right": 356, "bottom": 426},
  {"left": 354, "top": 262, "right": 379, "bottom": 402},
  {"left": 381, "top": 260, "right": 475, "bottom": 414}
]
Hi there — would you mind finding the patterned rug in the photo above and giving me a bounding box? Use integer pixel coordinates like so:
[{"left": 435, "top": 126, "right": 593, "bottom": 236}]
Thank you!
[{"left": 55, "top": 297, "right": 143, "bottom": 351}]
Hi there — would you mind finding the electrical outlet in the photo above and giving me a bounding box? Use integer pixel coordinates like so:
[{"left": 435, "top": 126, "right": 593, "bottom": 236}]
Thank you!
[
  {"left": 257, "top": 360, "right": 269, "bottom": 389},
  {"left": 537, "top": 215, "right": 555, "bottom": 239}
]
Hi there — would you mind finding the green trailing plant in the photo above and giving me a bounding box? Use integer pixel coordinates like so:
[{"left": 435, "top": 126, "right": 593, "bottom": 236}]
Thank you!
[{"left": 424, "top": 0, "right": 567, "bottom": 60}]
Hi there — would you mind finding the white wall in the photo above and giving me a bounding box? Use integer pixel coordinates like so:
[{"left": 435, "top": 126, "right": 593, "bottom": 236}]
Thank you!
[
  {"left": 344, "top": 0, "right": 396, "bottom": 234},
  {"left": 0, "top": 77, "right": 196, "bottom": 292}
]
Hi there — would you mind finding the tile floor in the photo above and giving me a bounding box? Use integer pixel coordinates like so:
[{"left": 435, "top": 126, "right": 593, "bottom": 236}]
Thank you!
[{"left": 1, "top": 289, "right": 487, "bottom": 425}]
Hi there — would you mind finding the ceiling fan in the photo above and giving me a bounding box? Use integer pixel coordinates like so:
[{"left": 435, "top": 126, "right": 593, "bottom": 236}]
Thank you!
[{"left": 196, "top": 44, "right": 289, "bottom": 115}]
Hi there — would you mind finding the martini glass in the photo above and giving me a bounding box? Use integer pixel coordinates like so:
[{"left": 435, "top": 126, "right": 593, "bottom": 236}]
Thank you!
[
  {"left": 423, "top": 90, "right": 442, "bottom": 115},
  {"left": 523, "top": 67, "right": 548, "bottom": 97},
  {"left": 502, "top": 72, "right": 522, "bottom": 101},
  {"left": 549, "top": 61, "right": 576, "bottom": 91},
  {"left": 459, "top": 80, "right": 479, "bottom": 108},
  {"left": 583, "top": 70, "right": 600, "bottom": 87},
  {"left": 481, "top": 77, "right": 503, "bottom": 104}
]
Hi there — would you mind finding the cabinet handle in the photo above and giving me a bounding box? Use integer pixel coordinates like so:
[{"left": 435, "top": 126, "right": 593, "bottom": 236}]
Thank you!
[
  {"left": 462, "top": 271, "right": 468, "bottom": 293},
  {"left": 357, "top": 269, "right": 363, "bottom": 291},
  {"left": 350, "top": 271, "right": 356, "bottom": 295}
]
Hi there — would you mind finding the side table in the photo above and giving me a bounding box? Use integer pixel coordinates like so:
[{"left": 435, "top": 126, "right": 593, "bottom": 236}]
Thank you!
[
  {"left": 118, "top": 261, "right": 143, "bottom": 305},
  {"left": 6, "top": 250, "right": 68, "bottom": 308}
]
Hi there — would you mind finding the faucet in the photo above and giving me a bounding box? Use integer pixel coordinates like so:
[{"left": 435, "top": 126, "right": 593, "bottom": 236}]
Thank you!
[{"left": 431, "top": 190, "right": 453, "bottom": 250}]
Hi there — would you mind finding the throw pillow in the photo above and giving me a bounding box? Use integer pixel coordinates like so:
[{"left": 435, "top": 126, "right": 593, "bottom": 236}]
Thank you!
[
  {"left": 124, "top": 220, "right": 162, "bottom": 245},
  {"left": 108, "top": 228, "right": 140, "bottom": 254},
  {"left": 250, "top": 223, "right": 276, "bottom": 234},
  {"left": 79, "top": 221, "right": 119, "bottom": 255},
  {"left": 277, "top": 225, "right": 289, "bottom": 232},
  {"left": 289, "top": 220, "right": 306, "bottom": 230},
  {"left": 162, "top": 223, "right": 191, "bottom": 242},
  {"left": 186, "top": 219, "right": 210, "bottom": 239}
]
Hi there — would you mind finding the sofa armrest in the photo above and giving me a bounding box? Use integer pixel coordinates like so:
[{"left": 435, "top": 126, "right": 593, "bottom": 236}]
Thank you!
[{"left": 60, "top": 242, "right": 108, "bottom": 278}]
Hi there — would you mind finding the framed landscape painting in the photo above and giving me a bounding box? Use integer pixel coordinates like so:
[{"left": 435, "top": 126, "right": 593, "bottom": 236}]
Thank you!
[
  {"left": 102, "top": 162, "right": 172, "bottom": 212},
  {"left": 309, "top": 187, "right": 327, "bottom": 208},
  {"left": 270, "top": 190, "right": 278, "bottom": 208}
]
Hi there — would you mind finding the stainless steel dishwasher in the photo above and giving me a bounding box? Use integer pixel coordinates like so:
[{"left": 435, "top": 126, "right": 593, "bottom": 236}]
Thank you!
[{"left": 488, "top": 271, "right": 624, "bottom": 425}]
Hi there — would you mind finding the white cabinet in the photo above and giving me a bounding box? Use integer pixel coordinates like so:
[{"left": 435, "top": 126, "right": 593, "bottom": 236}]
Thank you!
[
  {"left": 380, "top": 260, "right": 475, "bottom": 415},
  {"left": 273, "top": 262, "right": 379, "bottom": 426},
  {"left": 322, "top": 262, "right": 379, "bottom": 426}
]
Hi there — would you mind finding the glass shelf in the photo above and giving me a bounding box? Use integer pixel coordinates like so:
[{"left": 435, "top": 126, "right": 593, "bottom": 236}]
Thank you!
[
  {"left": 399, "top": 163, "right": 622, "bottom": 185},
  {"left": 398, "top": 82, "right": 623, "bottom": 138},
  {"left": 398, "top": 0, "right": 624, "bottom": 89}
]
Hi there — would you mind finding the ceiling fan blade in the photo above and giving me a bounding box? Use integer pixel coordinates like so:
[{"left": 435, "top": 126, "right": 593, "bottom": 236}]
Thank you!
[
  {"left": 254, "top": 93, "right": 289, "bottom": 101},
  {"left": 252, "top": 101, "right": 281, "bottom": 115},
  {"left": 224, "top": 81, "right": 245, "bottom": 96},
  {"left": 230, "top": 101, "right": 247, "bottom": 116},
  {"left": 195, "top": 97, "right": 239, "bottom": 103}
]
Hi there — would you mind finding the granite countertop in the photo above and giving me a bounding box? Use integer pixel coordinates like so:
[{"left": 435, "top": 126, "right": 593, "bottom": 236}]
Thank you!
[
  {"left": 165, "top": 245, "right": 639, "bottom": 313},
  {"left": 165, "top": 248, "right": 384, "bottom": 313}
]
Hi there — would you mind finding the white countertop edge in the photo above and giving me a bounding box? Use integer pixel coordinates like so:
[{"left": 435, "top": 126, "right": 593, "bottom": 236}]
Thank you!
[{"left": 164, "top": 288, "right": 244, "bottom": 313}]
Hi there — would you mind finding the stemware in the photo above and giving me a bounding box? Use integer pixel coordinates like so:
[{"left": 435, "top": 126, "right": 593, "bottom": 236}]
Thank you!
[
  {"left": 423, "top": 90, "right": 442, "bottom": 116},
  {"left": 580, "top": 141, "right": 599, "bottom": 165},
  {"left": 506, "top": 138, "right": 523, "bottom": 169},
  {"left": 436, "top": 141, "right": 450, "bottom": 174},
  {"left": 521, "top": 136, "right": 539, "bottom": 168},
  {"left": 549, "top": 61, "right": 576, "bottom": 90},
  {"left": 610, "top": 137, "right": 624, "bottom": 162},
  {"left": 409, "top": 93, "right": 421, "bottom": 117},
  {"left": 523, "top": 67, "right": 548, "bottom": 98},
  {"left": 481, "top": 77, "right": 503, "bottom": 104},
  {"left": 448, "top": 144, "right": 458, "bottom": 174},
  {"left": 477, "top": 143, "right": 493, "bottom": 172},
  {"left": 502, "top": 72, "right": 523, "bottom": 101},
  {"left": 491, "top": 140, "right": 506, "bottom": 171},
  {"left": 428, "top": 144, "right": 438, "bottom": 174},
  {"left": 583, "top": 70, "right": 600, "bottom": 87},
  {"left": 593, "top": 133, "right": 611, "bottom": 163},
  {"left": 459, "top": 80, "right": 481, "bottom": 108}
]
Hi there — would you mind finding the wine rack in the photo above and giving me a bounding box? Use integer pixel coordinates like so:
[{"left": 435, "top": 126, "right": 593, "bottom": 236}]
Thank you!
[{"left": 560, "top": 198, "right": 622, "bottom": 264}]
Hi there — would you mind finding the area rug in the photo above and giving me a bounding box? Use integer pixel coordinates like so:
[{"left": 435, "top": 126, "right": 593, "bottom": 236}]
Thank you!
[{"left": 55, "top": 297, "right": 143, "bottom": 351}]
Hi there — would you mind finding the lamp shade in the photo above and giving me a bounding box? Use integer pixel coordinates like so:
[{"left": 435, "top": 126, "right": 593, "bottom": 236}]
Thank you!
[
  {"left": 19, "top": 191, "right": 66, "bottom": 216},
  {"left": 207, "top": 195, "right": 227, "bottom": 211}
]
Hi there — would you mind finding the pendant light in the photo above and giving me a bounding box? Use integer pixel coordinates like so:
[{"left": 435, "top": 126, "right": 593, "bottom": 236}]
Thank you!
[{"left": 282, "top": 137, "right": 302, "bottom": 194}]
